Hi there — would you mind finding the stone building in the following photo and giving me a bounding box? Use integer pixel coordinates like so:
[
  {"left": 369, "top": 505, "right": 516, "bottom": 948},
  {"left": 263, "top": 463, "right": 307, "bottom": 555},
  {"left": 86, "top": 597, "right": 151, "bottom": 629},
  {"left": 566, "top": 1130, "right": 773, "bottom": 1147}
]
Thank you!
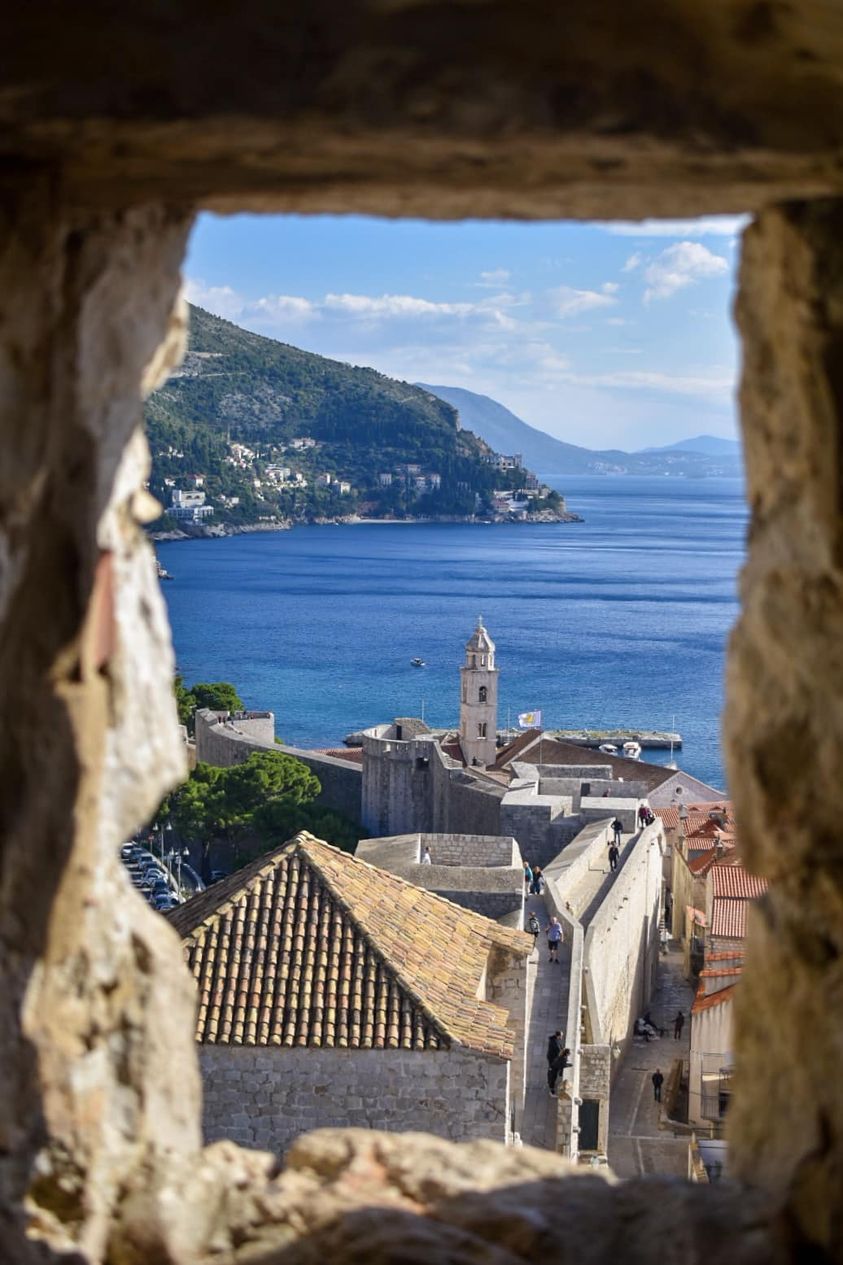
[
  {"left": 170, "top": 833, "right": 532, "bottom": 1152},
  {"left": 4, "top": 6, "right": 843, "bottom": 1263}
]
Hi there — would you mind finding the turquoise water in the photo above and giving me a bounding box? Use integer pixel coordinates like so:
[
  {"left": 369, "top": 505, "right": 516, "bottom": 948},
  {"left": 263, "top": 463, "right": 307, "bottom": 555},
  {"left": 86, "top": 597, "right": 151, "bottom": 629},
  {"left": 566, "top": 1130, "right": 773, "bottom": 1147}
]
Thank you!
[{"left": 160, "top": 475, "right": 748, "bottom": 789}]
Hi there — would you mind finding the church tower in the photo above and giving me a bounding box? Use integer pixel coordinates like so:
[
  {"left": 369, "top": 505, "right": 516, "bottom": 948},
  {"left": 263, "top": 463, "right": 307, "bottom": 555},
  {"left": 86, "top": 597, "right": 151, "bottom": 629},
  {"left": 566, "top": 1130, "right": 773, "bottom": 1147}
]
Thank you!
[{"left": 459, "top": 617, "right": 499, "bottom": 768}]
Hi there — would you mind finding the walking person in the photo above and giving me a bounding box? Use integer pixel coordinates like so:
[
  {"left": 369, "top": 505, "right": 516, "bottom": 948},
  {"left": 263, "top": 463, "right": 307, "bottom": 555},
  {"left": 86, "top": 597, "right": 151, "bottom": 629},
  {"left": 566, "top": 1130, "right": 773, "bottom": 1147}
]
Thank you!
[
  {"left": 673, "top": 1010, "right": 685, "bottom": 1040},
  {"left": 531, "top": 865, "right": 544, "bottom": 895},
  {"left": 421, "top": 845, "right": 432, "bottom": 865},
  {"left": 652, "top": 1068, "right": 664, "bottom": 1103},
  {"left": 524, "top": 861, "right": 533, "bottom": 891},
  {"left": 546, "top": 1030, "right": 564, "bottom": 1067},
  {"left": 547, "top": 916, "right": 563, "bottom": 962},
  {"left": 528, "top": 911, "right": 541, "bottom": 948},
  {"left": 547, "top": 1048, "right": 571, "bottom": 1097},
  {"left": 608, "top": 843, "right": 619, "bottom": 872},
  {"left": 612, "top": 818, "right": 623, "bottom": 846},
  {"left": 638, "top": 804, "right": 648, "bottom": 828}
]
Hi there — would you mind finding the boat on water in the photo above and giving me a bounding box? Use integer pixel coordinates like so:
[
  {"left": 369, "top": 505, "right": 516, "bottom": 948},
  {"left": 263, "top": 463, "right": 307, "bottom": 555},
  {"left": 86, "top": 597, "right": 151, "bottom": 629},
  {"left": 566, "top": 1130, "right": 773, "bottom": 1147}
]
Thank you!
[
  {"left": 598, "top": 743, "right": 618, "bottom": 755},
  {"left": 156, "top": 560, "right": 174, "bottom": 581},
  {"left": 622, "top": 740, "right": 642, "bottom": 760},
  {"left": 410, "top": 657, "right": 427, "bottom": 668}
]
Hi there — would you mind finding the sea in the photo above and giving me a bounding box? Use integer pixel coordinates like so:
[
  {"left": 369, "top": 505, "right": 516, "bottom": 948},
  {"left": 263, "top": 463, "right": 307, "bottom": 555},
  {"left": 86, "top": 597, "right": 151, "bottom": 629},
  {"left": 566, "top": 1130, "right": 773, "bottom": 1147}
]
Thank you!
[{"left": 160, "top": 475, "right": 748, "bottom": 791}]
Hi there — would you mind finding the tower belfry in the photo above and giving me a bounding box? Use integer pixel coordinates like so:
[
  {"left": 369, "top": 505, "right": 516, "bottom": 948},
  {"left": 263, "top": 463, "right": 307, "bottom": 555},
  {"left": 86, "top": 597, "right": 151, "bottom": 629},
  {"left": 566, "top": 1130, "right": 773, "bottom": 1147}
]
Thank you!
[{"left": 459, "top": 616, "right": 499, "bottom": 767}]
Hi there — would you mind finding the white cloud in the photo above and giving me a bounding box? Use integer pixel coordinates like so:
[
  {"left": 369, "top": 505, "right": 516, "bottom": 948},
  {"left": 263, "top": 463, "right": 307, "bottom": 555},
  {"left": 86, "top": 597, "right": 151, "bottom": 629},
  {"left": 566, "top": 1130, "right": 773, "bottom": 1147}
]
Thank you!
[
  {"left": 602, "top": 281, "right": 620, "bottom": 295},
  {"left": 563, "top": 367, "right": 734, "bottom": 399},
  {"left": 606, "top": 317, "right": 627, "bottom": 326},
  {"left": 601, "top": 215, "right": 750, "bottom": 238},
  {"left": 552, "top": 285, "right": 618, "bottom": 318},
  {"left": 643, "top": 241, "right": 729, "bottom": 303},
  {"left": 477, "top": 268, "right": 511, "bottom": 287},
  {"left": 252, "top": 294, "right": 316, "bottom": 320},
  {"left": 184, "top": 280, "right": 247, "bottom": 321},
  {"left": 324, "top": 292, "right": 479, "bottom": 319},
  {"left": 623, "top": 252, "right": 642, "bottom": 272}
]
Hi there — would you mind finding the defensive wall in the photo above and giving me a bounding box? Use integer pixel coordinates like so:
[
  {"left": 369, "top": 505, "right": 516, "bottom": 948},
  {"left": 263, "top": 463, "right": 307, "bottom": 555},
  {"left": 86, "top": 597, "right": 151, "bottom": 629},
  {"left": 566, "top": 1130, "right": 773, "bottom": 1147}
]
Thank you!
[
  {"left": 194, "top": 709, "right": 362, "bottom": 823},
  {"left": 361, "top": 724, "right": 506, "bottom": 838},
  {"left": 355, "top": 832, "right": 524, "bottom": 923}
]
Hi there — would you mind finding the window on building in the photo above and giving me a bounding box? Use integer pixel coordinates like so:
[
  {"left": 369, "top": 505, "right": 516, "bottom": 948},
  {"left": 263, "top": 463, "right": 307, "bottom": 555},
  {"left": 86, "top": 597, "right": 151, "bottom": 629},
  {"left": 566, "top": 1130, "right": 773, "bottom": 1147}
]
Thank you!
[
  {"left": 478, "top": 722, "right": 487, "bottom": 738},
  {"left": 481, "top": 655, "right": 486, "bottom": 666},
  {"left": 479, "top": 686, "right": 487, "bottom": 703}
]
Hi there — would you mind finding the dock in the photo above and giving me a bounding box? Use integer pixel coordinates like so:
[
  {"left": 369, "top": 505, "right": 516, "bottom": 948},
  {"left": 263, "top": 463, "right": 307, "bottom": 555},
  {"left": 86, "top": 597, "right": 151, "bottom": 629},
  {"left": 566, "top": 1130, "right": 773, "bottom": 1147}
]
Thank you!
[{"left": 551, "top": 730, "right": 682, "bottom": 751}]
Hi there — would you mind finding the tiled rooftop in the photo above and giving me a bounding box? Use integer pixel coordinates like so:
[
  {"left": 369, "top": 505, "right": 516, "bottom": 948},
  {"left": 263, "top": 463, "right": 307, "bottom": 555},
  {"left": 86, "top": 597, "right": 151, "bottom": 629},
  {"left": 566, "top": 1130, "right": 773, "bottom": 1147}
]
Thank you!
[
  {"left": 710, "top": 899, "right": 748, "bottom": 940},
  {"left": 169, "top": 833, "right": 531, "bottom": 1057},
  {"left": 710, "top": 866, "right": 768, "bottom": 900},
  {"left": 692, "top": 982, "right": 738, "bottom": 1014},
  {"left": 311, "top": 747, "right": 364, "bottom": 764}
]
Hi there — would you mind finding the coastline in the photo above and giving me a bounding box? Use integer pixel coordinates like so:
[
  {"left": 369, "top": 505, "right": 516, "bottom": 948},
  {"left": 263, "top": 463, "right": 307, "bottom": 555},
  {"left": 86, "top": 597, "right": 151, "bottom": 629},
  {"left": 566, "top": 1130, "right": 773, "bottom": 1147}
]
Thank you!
[{"left": 149, "top": 510, "right": 583, "bottom": 543}]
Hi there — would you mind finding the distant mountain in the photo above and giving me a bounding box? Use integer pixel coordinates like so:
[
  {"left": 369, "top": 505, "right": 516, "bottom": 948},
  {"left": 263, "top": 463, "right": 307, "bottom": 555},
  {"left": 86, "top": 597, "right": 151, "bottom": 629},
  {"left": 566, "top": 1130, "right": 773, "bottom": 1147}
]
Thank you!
[
  {"left": 640, "top": 435, "right": 741, "bottom": 457},
  {"left": 418, "top": 384, "right": 742, "bottom": 478}
]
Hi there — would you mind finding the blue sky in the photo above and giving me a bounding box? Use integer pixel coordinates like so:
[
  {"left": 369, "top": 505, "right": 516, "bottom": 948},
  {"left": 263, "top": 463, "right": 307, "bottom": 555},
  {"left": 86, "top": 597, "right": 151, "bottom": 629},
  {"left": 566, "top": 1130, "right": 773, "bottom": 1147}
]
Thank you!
[{"left": 185, "top": 213, "right": 746, "bottom": 451}]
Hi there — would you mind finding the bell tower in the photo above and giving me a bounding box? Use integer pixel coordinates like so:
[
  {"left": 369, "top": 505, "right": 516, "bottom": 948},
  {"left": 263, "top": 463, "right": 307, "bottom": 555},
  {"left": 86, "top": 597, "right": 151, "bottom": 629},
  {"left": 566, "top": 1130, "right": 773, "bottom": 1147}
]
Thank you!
[{"left": 459, "top": 616, "right": 499, "bottom": 768}]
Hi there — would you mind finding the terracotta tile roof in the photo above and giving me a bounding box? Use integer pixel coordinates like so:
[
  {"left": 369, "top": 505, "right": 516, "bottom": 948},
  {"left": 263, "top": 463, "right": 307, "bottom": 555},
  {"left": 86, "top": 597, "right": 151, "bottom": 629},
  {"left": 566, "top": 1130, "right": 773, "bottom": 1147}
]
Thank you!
[
  {"left": 705, "top": 951, "right": 745, "bottom": 963},
  {"left": 440, "top": 738, "right": 467, "bottom": 766},
  {"left": 692, "top": 982, "right": 738, "bottom": 1015},
  {"left": 655, "top": 802, "right": 732, "bottom": 832},
  {"left": 710, "top": 899, "right": 748, "bottom": 940},
  {"left": 169, "top": 833, "right": 531, "bottom": 1058},
  {"left": 710, "top": 866, "right": 768, "bottom": 900},
  {"left": 493, "top": 729, "right": 541, "bottom": 768},
  {"left": 700, "top": 966, "right": 744, "bottom": 979},
  {"left": 312, "top": 747, "right": 364, "bottom": 764},
  {"left": 688, "top": 843, "right": 739, "bottom": 876}
]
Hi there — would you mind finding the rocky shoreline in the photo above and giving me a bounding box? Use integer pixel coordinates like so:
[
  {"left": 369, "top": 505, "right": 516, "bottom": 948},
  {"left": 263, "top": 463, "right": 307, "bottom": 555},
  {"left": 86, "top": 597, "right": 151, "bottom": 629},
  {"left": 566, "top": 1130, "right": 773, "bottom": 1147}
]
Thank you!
[{"left": 149, "top": 509, "right": 582, "bottom": 542}]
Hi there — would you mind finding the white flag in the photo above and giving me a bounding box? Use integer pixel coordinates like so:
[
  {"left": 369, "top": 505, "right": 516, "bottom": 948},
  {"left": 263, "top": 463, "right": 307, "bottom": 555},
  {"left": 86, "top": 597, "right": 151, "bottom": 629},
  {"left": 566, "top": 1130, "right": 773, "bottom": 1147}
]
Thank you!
[{"left": 517, "top": 710, "right": 542, "bottom": 729}]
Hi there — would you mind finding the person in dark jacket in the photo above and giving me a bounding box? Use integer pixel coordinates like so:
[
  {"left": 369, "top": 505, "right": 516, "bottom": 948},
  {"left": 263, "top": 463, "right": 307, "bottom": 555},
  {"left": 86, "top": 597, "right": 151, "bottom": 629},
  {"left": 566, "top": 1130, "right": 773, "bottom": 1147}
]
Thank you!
[
  {"left": 608, "top": 843, "right": 619, "bottom": 871},
  {"left": 546, "top": 1031, "right": 564, "bottom": 1066},
  {"left": 652, "top": 1068, "right": 664, "bottom": 1102},
  {"left": 548, "top": 1048, "right": 572, "bottom": 1096},
  {"left": 612, "top": 818, "right": 623, "bottom": 845},
  {"left": 674, "top": 1010, "right": 685, "bottom": 1039}
]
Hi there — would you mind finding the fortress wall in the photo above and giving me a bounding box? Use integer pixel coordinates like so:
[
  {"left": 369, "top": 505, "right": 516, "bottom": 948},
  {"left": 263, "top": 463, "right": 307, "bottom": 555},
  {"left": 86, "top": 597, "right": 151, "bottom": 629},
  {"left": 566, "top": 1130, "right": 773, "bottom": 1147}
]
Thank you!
[
  {"left": 544, "top": 819, "right": 614, "bottom": 906},
  {"left": 195, "top": 710, "right": 361, "bottom": 822},
  {"left": 422, "top": 833, "right": 515, "bottom": 867},
  {"left": 435, "top": 889, "right": 523, "bottom": 922},
  {"left": 583, "top": 822, "right": 663, "bottom": 1050}
]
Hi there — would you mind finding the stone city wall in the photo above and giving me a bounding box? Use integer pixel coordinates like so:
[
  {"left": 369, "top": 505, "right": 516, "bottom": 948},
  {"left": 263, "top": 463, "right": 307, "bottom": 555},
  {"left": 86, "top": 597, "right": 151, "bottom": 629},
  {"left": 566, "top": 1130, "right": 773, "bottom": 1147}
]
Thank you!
[
  {"left": 421, "top": 832, "right": 516, "bottom": 867},
  {"left": 543, "top": 818, "right": 614, "bottom": 905},
  {"left": 583, "top": 822, "right": 663, "bottom": 1049},
  {"left": 578, "top": 1044, "right": 612, "bottom": 1157},
  {"left": 199, "top": 1046, "right": 510, "bottom": 1154},
  {"left": 435, "top": 887, "right": 523, "bottom": 922},
  {"left": 485, "top": 946, "right": 529, "bottom": 1134},
  {"left": 195, "top": 709, "right": 362, "bottom": 822}
]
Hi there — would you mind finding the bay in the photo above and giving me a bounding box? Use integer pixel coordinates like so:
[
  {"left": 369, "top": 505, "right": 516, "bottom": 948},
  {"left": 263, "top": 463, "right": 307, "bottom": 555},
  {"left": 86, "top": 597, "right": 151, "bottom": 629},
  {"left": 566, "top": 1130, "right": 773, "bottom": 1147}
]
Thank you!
[{"left": 160, "top": 474, "right": 748, "bottom": 791}]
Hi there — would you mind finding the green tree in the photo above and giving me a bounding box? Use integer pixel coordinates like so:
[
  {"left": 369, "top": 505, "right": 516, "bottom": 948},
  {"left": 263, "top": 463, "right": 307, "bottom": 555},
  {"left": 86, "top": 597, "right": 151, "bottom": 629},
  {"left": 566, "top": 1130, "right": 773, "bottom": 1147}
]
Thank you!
[
  {"left": 191, "top": 681, "right": 244, "bottom": 714},
  {"left": 169, "top": 752, "right": 322, "bottom": 877}
]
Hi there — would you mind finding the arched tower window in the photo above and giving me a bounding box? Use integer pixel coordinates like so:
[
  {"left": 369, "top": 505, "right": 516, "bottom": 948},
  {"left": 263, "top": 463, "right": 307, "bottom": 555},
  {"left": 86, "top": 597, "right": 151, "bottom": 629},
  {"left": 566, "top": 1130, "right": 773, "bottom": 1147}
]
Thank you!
[{"left": 479, "top": 686, "right": 487, "bottom": 703}]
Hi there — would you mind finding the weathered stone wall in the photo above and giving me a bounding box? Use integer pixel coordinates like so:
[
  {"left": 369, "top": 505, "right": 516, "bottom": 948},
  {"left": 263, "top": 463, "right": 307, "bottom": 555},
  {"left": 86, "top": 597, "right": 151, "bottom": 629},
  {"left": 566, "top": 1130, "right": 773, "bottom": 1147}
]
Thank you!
[
  {"left": 578, "top": 1045, "right": 613, "bottom": 1157},
  {"left": 199, "top": 1046, "right": 511, "bottom": 1152},
  {"left": 423, "top": 833, "right": 515, "bottom": 867},
  {"left": 485, "top": 947, "right": 529, "bottom": 1134},
  {"left": 195, "top": 709, "right": 362, "bottom": 821},
  {"left": 583, "top": 824, "right": 663, "bottom": 1048}
]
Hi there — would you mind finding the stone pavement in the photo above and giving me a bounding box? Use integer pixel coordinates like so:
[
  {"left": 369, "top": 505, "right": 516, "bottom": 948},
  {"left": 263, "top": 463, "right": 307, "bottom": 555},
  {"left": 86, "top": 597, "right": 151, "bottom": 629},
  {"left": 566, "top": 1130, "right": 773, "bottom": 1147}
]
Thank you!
[
  {"left": 519, "top": 891, "right": 570, "bottom": 1149},
  {"left": 607, "top": 945, "right": 696, "bottom": 1177},
  {"left": 519, "top": 829, "right": 637, "bottom": 1150}
]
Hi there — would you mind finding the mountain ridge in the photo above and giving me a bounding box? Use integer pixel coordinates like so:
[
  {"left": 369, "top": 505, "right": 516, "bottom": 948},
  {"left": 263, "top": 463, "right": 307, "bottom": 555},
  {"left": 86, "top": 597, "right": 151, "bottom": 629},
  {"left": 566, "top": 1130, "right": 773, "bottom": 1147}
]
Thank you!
[{"left": 417, "top": 383, "right": 742, "bottom": 478}]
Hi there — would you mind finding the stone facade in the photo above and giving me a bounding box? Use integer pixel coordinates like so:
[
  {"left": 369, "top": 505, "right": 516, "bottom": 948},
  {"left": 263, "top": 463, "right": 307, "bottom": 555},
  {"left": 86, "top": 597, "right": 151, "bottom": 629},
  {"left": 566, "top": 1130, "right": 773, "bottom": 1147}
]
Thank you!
[
  {"left": 194, "top": 708, "right": 362, "bottom": 822},
  {"left": 577, "top": 1044, "right": 612, "bottom": 1157},
  {"left": 199, "top": 1046, "right": 511, "bottom": 1152}
]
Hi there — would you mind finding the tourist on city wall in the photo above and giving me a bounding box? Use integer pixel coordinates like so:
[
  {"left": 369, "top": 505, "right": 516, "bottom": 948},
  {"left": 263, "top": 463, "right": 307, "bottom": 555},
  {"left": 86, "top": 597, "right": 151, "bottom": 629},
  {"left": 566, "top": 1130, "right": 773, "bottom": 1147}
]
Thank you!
[
  {"left": 547, "top": 916, "right": 563, "bottom": 962},
  {"left": 638, "top": 804, "right": 648, "bottom": 828},
  {"left": 528, "top": 911, "right": 541, "bottom": 947},
  {"left": 421, "top": 845, "right": 432, "bottom": 864},
  {"left": 612, "top": 818, "right": 623, "bottom": 845},
  {"left": 652, "top": 1068, "right": 664, "bottom": 1103},
  {"left": 548, "top": 1048, "right": 572, "bottom": 1097},
  {"left": 673, "top": 1010, "right": 685, "bottom": 1040},
  {"left": 546, "top": 1030, "right": 564, "bottom": 1066},
  {"left": 524, "top": 861, "right": 533, "bottom": 890},
  {"left": 608, "top": 843, "right": 619, "bottom": 872},
  {"left": 531, "top": 865, "right": 545, "bottom": 895}
]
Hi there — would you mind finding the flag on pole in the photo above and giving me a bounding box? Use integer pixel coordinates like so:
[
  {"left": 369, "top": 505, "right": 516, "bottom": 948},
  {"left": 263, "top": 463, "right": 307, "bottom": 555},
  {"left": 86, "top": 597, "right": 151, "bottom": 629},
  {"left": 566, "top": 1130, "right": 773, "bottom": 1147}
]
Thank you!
[{"left": 517, "top": 710, "right": 542, "bottom": 729}]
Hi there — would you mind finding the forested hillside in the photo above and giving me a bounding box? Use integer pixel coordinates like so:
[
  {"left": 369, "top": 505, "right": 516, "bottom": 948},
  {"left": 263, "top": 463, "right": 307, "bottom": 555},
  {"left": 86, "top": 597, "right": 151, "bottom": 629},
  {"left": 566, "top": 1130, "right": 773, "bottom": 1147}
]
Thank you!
[{"left": 145, "top": 306, "right": 566, "bottom": 530}]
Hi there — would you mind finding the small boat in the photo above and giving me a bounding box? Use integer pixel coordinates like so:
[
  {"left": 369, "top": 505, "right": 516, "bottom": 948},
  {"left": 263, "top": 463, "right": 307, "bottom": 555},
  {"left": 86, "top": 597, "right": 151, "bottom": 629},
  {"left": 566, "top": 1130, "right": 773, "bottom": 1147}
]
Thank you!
[
  {"left": 410, "top": 657, "right": 427, "bottom": 668},
  {"left": 622, "top": 740, "right": 642, "bottom": 759},
  {"left": 598, "top": 743, "right": 618, "bottom": 755},
  {"left": 156, "top": 560, "right": 174, "bottom": 581}
]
